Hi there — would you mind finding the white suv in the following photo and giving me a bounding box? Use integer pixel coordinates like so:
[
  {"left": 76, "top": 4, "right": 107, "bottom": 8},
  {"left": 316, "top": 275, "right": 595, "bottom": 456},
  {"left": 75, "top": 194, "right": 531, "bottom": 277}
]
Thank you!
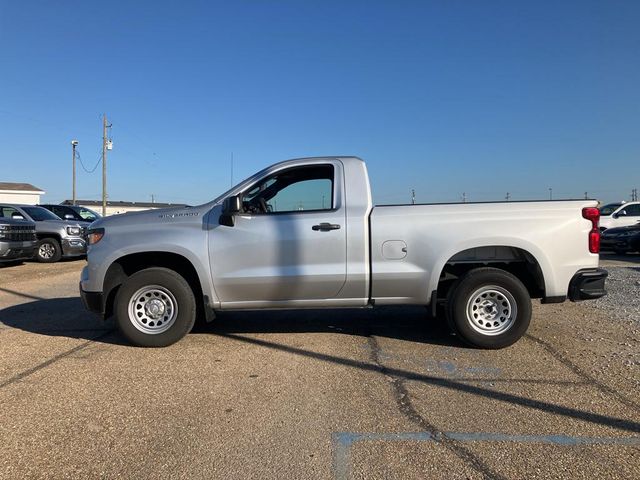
[{"left": 599, "top": 201, "right": 640, "bottom": 230}]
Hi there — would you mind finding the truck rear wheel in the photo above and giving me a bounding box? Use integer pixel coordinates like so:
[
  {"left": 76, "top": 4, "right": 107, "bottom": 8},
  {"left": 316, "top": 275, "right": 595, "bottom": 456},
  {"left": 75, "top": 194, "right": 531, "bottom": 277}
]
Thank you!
[
  {"left": 446, "top": 267, "right": 531, "bottom": 349},
  {"left": 115, "top": 267, "right": 196, "bottom": 347}
]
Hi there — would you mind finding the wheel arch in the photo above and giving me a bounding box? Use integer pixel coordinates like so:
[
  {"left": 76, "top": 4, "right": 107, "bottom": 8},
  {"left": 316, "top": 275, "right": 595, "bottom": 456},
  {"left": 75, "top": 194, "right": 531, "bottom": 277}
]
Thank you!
[
  {"left": 102, "top": 251, "right": 208, "bottom": 320},
  {"left": 433, "top": 244, "right": 549, "bottom": 302},
  {"left": 36, "top": 232, "right": 62, "bottom": 243}
]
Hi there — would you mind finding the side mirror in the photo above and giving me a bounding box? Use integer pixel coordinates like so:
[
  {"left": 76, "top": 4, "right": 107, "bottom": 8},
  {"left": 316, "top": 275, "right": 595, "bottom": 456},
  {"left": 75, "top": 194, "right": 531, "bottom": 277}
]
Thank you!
[
  {"left": 220, "top": 195, "right": 241, "bottom": 227},
  {"left": 11, "top": 213, "right": 24, "bottom": 220},
  {"left": 64, "top": 214, "right": 75, "bottom": 220},
  {"left": 616, "top": 210, "right": 627, "bottom": 218},
  {"left": 223, "top": 195, "right": 241, "bottom": 214}
]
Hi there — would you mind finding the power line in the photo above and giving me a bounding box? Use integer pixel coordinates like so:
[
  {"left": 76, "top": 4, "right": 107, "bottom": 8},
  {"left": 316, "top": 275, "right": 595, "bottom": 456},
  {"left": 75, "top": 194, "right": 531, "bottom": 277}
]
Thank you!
[{"left": 75, "top": 149, "right": 102, "bottom": 173}]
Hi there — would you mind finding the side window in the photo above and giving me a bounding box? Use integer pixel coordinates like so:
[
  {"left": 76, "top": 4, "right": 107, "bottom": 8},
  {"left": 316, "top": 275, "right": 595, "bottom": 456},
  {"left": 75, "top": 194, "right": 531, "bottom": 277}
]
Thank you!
[
  {"left": 242, "top": 165, "right": 334, "bottom": 214},
  {"left": 624, "top": 204, "right": 640, "bottom": 216},
  {"left": 0, "top": 206, "right": 19, "bottom": 218},
  {"left": 51, "top": 206, "right": 65, "bottom": 218}
]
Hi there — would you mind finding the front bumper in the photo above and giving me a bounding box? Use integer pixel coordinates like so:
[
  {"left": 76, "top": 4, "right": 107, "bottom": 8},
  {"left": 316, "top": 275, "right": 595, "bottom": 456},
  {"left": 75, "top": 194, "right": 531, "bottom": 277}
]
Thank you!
[
  {"left": 80, "top": 283, "right": 104, "bottom": 315},
  {"left": 568, "top": 268, "right": 608, "bottom": 302},
  {"left": 0, "top": 240, "right": 37, "bottom": 262},
  {"left": 62, "top": 237, "right": 87, "bottom": 257}
]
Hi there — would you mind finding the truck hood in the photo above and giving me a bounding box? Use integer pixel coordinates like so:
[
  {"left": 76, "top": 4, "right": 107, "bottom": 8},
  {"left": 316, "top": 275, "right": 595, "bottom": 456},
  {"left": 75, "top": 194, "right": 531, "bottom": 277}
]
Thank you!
[
  {"left": 90, "top": 205, "right": 212, "bottom": 229},
  {"left": 0, "top": 217, "right": 36, "bottom": 228},
  {"left": 34, "top": 219, "right": 85, "bottom": 231}
]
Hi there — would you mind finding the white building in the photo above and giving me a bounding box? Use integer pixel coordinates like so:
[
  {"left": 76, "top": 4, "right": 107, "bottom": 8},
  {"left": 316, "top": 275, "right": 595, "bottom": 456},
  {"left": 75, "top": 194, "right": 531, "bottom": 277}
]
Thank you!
[
  {"left": 0, "top": 182, "right": 45, "bottom": 204},
  {"left": 62, "top": 199, "right": 186, "bottom": 216}
]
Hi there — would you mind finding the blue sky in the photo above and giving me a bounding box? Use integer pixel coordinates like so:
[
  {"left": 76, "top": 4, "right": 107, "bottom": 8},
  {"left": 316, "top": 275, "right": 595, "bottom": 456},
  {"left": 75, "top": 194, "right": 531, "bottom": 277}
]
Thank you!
[{"left": 0, "top": 0, "right": 638, "bottom": 205}]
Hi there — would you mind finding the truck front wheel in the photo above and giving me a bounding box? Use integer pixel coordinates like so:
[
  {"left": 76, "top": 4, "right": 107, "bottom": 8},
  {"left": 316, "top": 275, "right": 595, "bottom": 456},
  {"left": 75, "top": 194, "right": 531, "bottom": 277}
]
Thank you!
[
  {"left": 115, "top": 267, "right": 196, "bottom": 347},
  {"left": 446, "top": 267, "right": 531, "bottom": 349},
  {"left": 36, "top": 238, "right": 62, "bottom": 263}
]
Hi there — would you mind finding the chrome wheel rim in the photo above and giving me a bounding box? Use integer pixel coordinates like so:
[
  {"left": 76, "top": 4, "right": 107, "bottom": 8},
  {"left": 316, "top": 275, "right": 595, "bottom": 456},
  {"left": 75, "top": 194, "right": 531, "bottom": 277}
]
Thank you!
[
  {"left": 465, "top": 285, "right": 517, "bottom": 336},
  {"left": 127, "top": 285, "right": 178, "bottom": 335},
  {"left": 39, "top": 243, "right": 55, "bottom": 259}
]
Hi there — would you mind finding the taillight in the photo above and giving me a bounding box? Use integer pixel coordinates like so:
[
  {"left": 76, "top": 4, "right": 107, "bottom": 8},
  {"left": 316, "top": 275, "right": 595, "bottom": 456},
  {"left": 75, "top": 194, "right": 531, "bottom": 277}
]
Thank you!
[{"left": 582, "top": 207, "right": 600, "bottom": 254}]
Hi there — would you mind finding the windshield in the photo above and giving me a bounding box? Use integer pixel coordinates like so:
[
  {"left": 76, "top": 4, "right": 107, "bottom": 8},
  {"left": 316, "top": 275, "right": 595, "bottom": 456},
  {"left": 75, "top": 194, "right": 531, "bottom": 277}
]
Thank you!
[
  {"left": 22, "top": 206, "right": 61, "bottom": 221},
  {"left": 75, "top": 207, "right": 101, "bottom": 221},
  {"left": 599, "top": 203, "right": 623, "bottom": 216}
]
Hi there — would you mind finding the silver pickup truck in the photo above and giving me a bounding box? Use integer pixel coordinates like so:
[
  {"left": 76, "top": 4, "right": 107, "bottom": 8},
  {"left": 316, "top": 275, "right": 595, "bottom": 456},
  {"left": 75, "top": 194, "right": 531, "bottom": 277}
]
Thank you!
[
  {"left": 0, "top": 216, "right": 37, "bottom": 263},
  {"left": 0, "top": 204, "right": 87, "bottom": 263},
  {"left": 80, "top": 156, "right": 607, "bottom": 348}
]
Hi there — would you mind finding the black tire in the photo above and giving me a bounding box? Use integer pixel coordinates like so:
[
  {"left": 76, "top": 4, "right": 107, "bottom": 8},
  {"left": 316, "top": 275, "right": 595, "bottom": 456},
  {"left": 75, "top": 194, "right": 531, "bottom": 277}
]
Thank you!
[
  {"left": 446, "top": 267, "right": 531, "bottom": 349},
  {"left": 36, "top": 238, "right": 62, "bottom": 263},
  {"left": 114, "top": 267, "right": 196, "bottom": 347}
]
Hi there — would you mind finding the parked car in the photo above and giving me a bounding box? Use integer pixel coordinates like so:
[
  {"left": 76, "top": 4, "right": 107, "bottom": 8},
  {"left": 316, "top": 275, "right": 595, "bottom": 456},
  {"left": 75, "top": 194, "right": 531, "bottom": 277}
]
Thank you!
[
  {"left": 0, "top": 204, "right": 87, "bottom": 263},
  {"left": 601, "top": 224, "right": 640, "bottom": 254},
  {"left": 599, "top": 201, "right": 640, "bottom": 231},
  {"left": 80, "top": 156, "right": 607, "bottom": 349},
  {"left": 0, "top": 216, "right": 37, "bottom": 263},
  {"left": 40, "top": 204, "right": 101, "bottom": 225}
]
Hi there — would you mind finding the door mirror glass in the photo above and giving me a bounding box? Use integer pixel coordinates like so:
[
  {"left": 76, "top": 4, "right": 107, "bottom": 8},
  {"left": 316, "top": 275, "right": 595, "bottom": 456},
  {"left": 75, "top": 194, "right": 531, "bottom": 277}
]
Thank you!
[
  {"left": 220, "top": 195, "right": 241, "bottom": 227},
  {"left": 223, "top": 195, "right": 241, "bottom": 214}
]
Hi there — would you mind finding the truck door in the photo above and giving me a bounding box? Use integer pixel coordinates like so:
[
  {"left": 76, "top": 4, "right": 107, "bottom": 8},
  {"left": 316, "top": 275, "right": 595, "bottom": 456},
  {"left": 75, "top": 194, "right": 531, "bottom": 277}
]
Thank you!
[{"left": 209, "top": 162, "right": 347, "bottom": 307}]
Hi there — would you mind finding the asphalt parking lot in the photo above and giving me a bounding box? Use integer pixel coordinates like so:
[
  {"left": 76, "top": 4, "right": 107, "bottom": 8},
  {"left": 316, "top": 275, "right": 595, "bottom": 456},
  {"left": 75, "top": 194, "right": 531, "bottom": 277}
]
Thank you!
[{"left": 1, "top": 257, "right": 639, "bottom": 479}]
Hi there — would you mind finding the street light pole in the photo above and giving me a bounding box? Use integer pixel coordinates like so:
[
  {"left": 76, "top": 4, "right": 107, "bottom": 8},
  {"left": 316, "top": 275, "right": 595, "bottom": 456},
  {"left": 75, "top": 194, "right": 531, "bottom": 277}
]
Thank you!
[{"left": 71, "top": 140, "right": 78, "bottom": 205}]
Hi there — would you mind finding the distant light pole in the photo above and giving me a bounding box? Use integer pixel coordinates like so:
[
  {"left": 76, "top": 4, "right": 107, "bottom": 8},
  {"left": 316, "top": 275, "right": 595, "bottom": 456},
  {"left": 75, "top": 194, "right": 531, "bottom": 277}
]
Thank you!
[
  {"left": 411, "top": 189, "right": 416, "bottom": 205},
  {"left": 548, "top": 188, "right": 553, "bottom": 200},
  {"left": 71, "top": 140, "right": 78, "bottom": 205}
]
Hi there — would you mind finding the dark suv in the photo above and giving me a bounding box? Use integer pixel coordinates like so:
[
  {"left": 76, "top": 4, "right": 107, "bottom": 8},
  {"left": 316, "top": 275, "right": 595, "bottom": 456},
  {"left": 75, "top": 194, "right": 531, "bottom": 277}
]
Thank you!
[{"left": 40, "top": 204, "right": 101, "bottom": 225}]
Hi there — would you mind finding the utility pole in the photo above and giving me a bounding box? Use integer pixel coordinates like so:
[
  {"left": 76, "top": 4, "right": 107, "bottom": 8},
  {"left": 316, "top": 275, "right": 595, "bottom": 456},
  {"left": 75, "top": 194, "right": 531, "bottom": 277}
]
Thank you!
[
  {"left": 411, "top": 189, "right": 416, "bottom": 205},
  {"left": 505, "top": 192, "right": 511, "bottom": 201},
  {"left": 632, "top": 188, "right": 638, "bottom": 202},
  {"left": 548, "top": 188, "right": 552, "bottom": 200},
  {"left": 102, "top": 114, "right": 112, "bottom": 217},
  {"left": 584, "top": 191, "right": 588, "bottom": 200},
  {"left": 151, "top": 194, "right": 155, "bottom": 204},
  {"left": 71, "top": 140, "right": 78, "bottom": 205},
  {"left": 462, "top": 192, "right": 467, "bottom": 203}
]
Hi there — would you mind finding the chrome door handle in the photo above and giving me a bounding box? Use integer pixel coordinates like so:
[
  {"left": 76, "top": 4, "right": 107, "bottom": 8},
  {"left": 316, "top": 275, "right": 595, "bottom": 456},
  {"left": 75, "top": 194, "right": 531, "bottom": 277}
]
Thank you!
[{"left": 312, "top": 223, "right": 341, "bottom": 231}]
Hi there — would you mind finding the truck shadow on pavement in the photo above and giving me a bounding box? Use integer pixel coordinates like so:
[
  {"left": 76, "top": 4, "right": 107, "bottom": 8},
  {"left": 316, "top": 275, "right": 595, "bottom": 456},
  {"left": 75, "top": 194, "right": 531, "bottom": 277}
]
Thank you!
[
  {"left": 2, "top": 294, "right": 640, "bottom": 436},
  {"left": 0, "top": 296, "right": 126, "bottom": 345},
  {"left": 0, "top": 294, "right": 457, "bottom": 347}
]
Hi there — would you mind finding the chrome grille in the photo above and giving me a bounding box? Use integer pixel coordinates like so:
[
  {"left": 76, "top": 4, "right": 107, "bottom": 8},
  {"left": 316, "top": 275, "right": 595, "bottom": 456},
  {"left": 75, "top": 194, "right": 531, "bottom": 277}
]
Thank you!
[{"left": 1, "top": 225, "right": 37, "bottom": 242}]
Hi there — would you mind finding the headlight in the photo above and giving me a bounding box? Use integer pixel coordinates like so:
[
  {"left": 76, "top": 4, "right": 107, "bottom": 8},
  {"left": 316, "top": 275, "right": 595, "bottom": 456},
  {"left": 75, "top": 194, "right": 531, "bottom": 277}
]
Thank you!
[
  {"left": 87, "top": 228, "right": 105, "bottom": 245},
  {"left": 66, "top": 226, "right": 82, "bottom": 236}
]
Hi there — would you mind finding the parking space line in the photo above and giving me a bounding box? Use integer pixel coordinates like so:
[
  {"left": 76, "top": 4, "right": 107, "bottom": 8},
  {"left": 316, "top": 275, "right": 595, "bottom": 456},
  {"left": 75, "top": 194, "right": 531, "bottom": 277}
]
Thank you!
[{"left": 333, "top": 431, "right": 640, "bottom": 480}]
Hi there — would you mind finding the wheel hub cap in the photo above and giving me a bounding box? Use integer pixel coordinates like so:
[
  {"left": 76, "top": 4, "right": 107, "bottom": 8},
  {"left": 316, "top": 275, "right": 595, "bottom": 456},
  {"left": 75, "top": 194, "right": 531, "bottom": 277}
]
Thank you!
[
  {"left": 39, "top": 244, "right": 54, "bottom": 258},
  {"left": 127, "top": 285, "right": 178, "bottom": 335},
  {"left": 145, "top": 299, "right": 166, "bottom": 319},
  {"left": 466, "top": 286, "right": 517, "bottom": 336}
]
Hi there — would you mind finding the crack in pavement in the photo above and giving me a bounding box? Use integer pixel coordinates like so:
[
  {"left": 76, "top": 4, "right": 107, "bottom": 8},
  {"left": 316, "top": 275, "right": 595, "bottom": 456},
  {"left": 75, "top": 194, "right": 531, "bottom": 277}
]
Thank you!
[
  {"left": 525, "top": 334, "right": 640, "bottom": 414},
  {"left": 0, "top": 329, "right": 116, "bottom": 390},
  {"left": 367, "top": 335, "right": 508, "bottom": 480}
]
